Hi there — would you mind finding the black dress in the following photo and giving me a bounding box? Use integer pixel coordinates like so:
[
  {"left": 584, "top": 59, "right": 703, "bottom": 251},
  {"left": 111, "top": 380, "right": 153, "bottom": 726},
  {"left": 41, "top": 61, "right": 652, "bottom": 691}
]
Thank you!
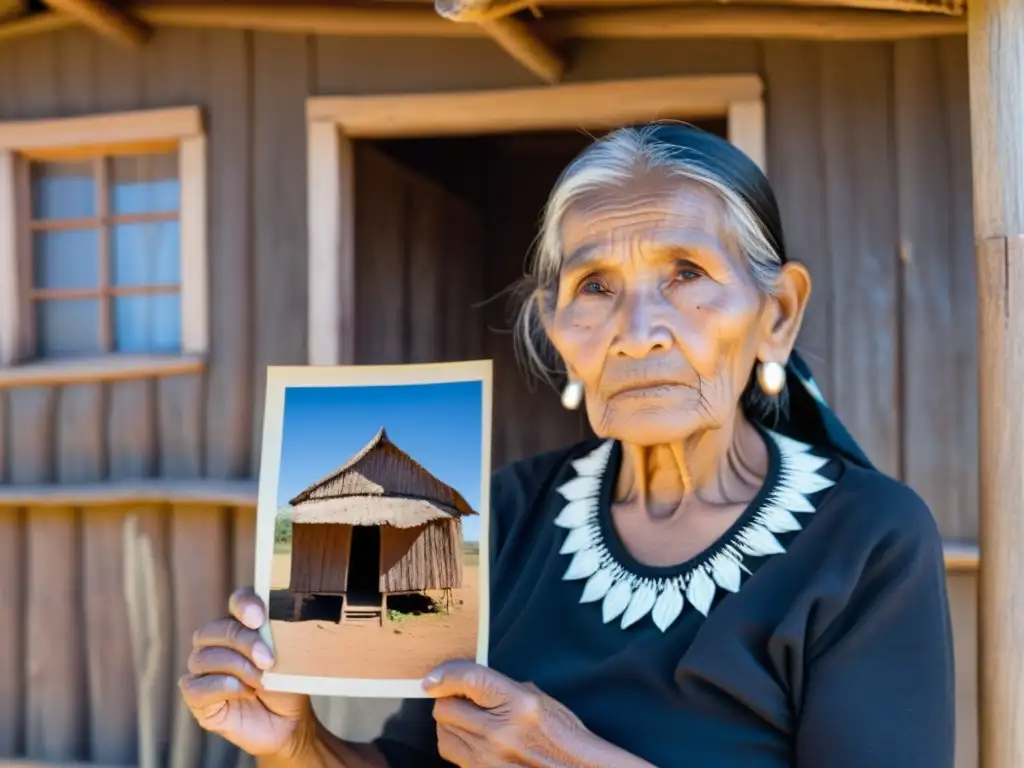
[{"left": 374, "top": 426, "right": 956, "bottom": 767}]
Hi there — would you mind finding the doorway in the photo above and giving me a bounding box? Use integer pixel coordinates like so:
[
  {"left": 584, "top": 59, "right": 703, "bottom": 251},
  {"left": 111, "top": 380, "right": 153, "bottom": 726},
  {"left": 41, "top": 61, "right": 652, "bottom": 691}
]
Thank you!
[
  {"left": 346, "top": 525, "right": 381, "bottom": 604},
  {"left": 351, "top": 121, "right": 728, "bottom": 468}
]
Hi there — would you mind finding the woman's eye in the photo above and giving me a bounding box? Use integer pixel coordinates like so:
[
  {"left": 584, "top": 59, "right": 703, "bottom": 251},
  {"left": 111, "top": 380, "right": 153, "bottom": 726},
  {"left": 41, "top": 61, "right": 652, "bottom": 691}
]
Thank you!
[
  {"left": 579, "top": 278, "right": 609, "bottom": 295},
  {"left": 675, "top": 265, "right": 704, "bottom": 282}
]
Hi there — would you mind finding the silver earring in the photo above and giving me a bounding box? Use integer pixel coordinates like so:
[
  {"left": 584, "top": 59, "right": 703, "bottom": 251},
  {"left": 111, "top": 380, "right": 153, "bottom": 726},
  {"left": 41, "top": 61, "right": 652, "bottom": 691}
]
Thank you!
[
  {"left": 757, "top": 361, "right": 786, "bottom": 397},
  {"left": 561, "top": 380, "right": 584, "bottom": 410}
]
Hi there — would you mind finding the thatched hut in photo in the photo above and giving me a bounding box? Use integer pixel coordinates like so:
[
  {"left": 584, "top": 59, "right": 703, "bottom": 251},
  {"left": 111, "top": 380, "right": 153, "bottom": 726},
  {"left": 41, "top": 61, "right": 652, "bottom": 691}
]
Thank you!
[{"left": 286, "top": 426, "right": 476, "bottom": 623}]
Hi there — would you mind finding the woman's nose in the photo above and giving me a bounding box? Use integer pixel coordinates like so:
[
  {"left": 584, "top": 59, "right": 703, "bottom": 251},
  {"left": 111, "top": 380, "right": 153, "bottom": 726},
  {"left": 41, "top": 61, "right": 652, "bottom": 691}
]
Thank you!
[{"left": 611, "top": 290, "right": 674, "bottom": 358}]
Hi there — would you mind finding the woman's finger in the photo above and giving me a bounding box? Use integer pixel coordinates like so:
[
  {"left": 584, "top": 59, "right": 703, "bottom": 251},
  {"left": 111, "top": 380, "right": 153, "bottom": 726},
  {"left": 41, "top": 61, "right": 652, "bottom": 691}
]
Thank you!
[
  {"left": 179, "top": 673, "right": 257, "bottom": 713},
  {"left": 436, "top": 722, "right": 479, "bottom": 768},
  {"left": 192, "top": 617, "right": 274, "bottom": 670},
  {"left": 228, "top": 587, "right": 266, "bottom": 629},
  {"left": 423, "top": 661, "right": 516, "bottom": 709},
  {"left": 187, "top": 646, "right": 265, "bottom": 690},
  {"left": 432, "top": 695, "right": 490, "bottom": 732}
]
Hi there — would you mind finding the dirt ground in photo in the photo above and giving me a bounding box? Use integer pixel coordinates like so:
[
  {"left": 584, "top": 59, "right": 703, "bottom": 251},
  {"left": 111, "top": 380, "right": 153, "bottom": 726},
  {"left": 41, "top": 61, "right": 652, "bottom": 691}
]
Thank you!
[{"left": 267, "top": 552, "right": 480, "bottom": 681}]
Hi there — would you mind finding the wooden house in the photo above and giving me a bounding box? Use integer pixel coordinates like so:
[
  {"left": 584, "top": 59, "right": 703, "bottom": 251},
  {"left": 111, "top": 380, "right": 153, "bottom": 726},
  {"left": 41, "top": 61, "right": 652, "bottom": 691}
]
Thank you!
[
  {"left": 0, "top": 0, "right": 1017, "bottom": 766},
  {"left": 285, "top": 426, "right": 474, "bottom": 624}
]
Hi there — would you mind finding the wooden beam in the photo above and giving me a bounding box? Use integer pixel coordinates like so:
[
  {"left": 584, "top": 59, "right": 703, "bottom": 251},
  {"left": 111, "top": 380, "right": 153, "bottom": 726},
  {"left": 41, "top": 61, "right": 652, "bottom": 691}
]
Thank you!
[
  {"left": 435, "top": 0, "right": 538, "bottom": 22},
  {"left": 308, "top": 74, "right": 763, "bottom": 137},
  {"left": 141, "top": 1, "right": 476, "bottom": 36},
  {"left": 40, "top": 0, "right": 152, "bottom": 47},
  {"left": 529, "top": 0, "right": 963, "bottom": 12},
  {"left": 968, "top": 0, "right": 1024, "bottom": 757},
  {"left": 0, "top": 4, "right": 968, "bottom": 44},
  {"left": 0, "top": 9, "right": 74, "bottom": 41},
  {"left": 0, "top": 353, "right": 205, "bottom": 389},
  {"left": 0, "top": 478, "right": 258, "bottom": 507},
  {"left": 480, "top": 16, "right": 565, "bottom": 83},
  {"left": 547, "top": 6, "right": 966, "bottom": 39},
  {"left": 0, "top": 105, "right": 202, "bottom": 152}
]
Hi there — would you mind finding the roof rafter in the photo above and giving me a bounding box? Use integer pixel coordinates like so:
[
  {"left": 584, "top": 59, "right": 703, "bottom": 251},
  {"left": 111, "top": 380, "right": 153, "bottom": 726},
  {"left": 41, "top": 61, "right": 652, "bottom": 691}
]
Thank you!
[{"left": 40, "top": 0, "right": 151, "bottom": 47}]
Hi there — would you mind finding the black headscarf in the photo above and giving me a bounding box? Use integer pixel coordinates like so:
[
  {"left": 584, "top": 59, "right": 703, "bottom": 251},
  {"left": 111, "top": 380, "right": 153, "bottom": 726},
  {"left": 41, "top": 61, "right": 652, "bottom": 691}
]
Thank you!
[{"left": 634, "top": 123, "right": 874, "bottom": 471}]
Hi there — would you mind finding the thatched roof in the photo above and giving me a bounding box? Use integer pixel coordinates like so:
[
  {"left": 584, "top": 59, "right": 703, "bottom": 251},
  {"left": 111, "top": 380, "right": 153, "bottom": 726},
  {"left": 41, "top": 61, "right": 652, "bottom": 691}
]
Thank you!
[{"left": 288, "top": 427, "right": 477, "bottom": 528}]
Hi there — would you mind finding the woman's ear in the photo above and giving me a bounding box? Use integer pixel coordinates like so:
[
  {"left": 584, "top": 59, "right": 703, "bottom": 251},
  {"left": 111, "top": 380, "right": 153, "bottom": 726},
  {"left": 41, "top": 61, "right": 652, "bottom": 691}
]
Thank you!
[{"left": 758, "top": 261, "right": 811, "bottom": 362}]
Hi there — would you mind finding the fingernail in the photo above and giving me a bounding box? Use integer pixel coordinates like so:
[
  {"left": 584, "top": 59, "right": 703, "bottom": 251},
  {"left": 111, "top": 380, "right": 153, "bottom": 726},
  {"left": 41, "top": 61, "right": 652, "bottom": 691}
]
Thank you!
[
  {"left": 242, "top": 605, "right": 263, "bottom": 629},
  {"left": 422, "top": 671, "right": 442, "bottom": 690},
  {"left": 252, "top": 642, "right": 274, "bottom": 670}
]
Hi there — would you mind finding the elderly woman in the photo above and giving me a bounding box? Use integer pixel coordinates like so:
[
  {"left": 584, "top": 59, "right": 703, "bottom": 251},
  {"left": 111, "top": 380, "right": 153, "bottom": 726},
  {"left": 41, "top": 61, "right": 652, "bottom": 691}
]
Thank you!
[{"left": 180, "top": 124, "right": 955, "bottom": 767}]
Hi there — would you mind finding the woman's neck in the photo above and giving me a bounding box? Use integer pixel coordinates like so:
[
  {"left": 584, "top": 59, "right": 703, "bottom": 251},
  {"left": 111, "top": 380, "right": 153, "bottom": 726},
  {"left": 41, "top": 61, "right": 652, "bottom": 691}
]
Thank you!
[{"left": 614, "top": 415, "right": 768, "bottom": 521}]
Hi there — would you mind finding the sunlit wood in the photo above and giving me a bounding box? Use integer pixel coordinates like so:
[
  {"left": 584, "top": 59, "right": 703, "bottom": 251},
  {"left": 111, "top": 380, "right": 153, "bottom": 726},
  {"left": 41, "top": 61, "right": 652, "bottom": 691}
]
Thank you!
[
  {"left": 40, "top": 0, "right": 152, "bottom": 47},
  {"left": 480, "top": 17, "right": 564, "bottom": 83}
]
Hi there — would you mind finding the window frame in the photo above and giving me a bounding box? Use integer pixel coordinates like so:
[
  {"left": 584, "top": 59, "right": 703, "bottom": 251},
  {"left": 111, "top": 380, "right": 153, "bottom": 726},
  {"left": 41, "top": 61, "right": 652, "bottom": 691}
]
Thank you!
[
  {"left": 0, "top": 106, "right": 208, "bottom": 387},
  {"left": 304, "top": 74, "right": 766, "bottom": 367}
]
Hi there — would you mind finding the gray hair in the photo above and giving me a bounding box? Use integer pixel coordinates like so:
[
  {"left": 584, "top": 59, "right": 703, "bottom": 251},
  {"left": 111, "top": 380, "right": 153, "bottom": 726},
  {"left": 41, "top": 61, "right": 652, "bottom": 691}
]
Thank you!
[{"left": 513, "top": 124, "right": 788, "bottom": 417}]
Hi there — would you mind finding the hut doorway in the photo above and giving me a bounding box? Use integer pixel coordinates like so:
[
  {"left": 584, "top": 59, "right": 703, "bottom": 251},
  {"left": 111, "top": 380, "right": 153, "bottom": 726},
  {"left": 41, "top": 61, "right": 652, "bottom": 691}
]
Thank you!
[
  {"left": 351, "top": 120, "right": 729, "bottom": 468},
  {"left": 346, "top": 525, "right": 381, "bottom": 601}
]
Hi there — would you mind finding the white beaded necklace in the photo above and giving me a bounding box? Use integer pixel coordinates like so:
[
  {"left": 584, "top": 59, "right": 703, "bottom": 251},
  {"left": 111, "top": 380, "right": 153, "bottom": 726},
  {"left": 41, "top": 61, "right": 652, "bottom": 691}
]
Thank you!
[{"left": 555, "top": 431, "right": 835, "bottom": 633}]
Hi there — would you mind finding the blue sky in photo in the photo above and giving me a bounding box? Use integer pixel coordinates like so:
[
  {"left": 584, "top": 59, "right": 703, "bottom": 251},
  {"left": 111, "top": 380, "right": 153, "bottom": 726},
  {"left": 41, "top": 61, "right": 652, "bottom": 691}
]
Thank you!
[{"left": 277, "top": 380, "right": 484, "bottom": 541}]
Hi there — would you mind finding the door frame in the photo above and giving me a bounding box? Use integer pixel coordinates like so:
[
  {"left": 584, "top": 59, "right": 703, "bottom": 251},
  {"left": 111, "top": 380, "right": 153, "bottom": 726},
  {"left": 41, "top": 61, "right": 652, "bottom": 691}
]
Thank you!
[{"left": 305, "top": 74, "right": 766, "bottom": 367}]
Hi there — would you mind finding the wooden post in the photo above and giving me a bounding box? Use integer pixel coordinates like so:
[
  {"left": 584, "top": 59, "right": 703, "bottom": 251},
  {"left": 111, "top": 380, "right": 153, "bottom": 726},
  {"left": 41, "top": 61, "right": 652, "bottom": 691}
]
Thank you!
[{"left": 968, "top": 0, "right": 1024, "bottom": 762}]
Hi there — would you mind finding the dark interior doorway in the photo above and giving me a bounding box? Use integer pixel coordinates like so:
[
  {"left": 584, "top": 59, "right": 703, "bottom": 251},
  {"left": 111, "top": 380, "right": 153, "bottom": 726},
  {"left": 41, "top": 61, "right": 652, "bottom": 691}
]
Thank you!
[
  {"left": 355, "top": 119, "right": 729, "bottom": 468},
  {"left": 346, "top": 525, "right": 381, "bottom": 604}
]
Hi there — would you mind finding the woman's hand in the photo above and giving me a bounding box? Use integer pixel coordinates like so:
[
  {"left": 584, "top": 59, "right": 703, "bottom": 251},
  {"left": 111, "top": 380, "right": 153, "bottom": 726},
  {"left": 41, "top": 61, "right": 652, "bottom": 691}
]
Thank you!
[
  {"left": 424, "top": 661, "right": 655, "bottom": 768},
  {"left": 179, "top": 588, "right": 313, "bottom": 758}
]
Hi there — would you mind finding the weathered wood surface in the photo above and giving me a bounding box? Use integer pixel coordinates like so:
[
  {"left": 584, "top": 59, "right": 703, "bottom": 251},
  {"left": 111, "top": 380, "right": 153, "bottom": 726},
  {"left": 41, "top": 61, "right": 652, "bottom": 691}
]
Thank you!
[
  {"left": 0, "top": 28, "right": 980, "bottom": 768},
  {"left": 968, "top": 0, "right": 1024, "bottom": 756}
]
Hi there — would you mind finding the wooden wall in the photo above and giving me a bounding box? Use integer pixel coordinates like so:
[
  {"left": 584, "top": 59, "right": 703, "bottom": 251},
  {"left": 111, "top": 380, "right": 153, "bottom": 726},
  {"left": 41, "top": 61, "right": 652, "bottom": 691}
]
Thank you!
[
  {"left": 0, "top": 27, "right": 979, "bottom": 768},
  {"left": 0, "top": 502, "right": 254, "bottom": 766}
]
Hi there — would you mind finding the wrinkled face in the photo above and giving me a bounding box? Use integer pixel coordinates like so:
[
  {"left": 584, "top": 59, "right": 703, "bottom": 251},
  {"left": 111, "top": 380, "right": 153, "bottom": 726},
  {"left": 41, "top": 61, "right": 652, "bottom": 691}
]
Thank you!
[{"left": 543, "top": 173, "right": 802, "bottom": 446}]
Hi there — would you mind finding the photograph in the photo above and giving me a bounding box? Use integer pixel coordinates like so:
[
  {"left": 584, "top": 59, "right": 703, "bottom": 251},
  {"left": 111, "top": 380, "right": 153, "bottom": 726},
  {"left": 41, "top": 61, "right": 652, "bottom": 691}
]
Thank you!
[{"left": 254, "top": 361, "right": 492, "bottom": 699}]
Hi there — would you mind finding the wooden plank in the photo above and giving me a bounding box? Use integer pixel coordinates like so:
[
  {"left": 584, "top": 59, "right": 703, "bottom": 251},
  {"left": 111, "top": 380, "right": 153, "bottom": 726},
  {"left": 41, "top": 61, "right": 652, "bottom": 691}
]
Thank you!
[
  {"left": 969, "top": 0, "right": 1024, "bottom": 750},
  {"left": 0, "top": 355, "right": 205, "bottom": 390},
  {"left": 96, "top": 18, "right": 157, "bottom": 486},
  {"left": 157, "top": 375, "right": 204, "bottom": 478},
  {"left": 308, "top": 74, "right": 763, "bottom": 138},
  {"left": 106, "top": 378, "right": 157, "bottom": 480},
  {"left": 818, "top": 43, "right": 900, "bottom": 478},
  {"left": 940, "top": 35, "right": 979, "bottom": 543},
  {"left": 25, "top": 507, "right": 86, "bottom": 761},
  {"left": 203, "top": 30, "right": 252, "bottom": 479},
  {"left": 549, "top": 6, "right": 965, "bottom": 40},
  {"left": 727, "top": 98, "right": 765, "bottom": 173},
  {"left": 762, "top": 42, "right": 832, "bottom": 401},
  {"left": 143, "top": 28, "right": 206, "bottom": 483},
  {"left": 0, "top": 149, "right": 18, "bottom": 367},
  {"left": 83, "top": 508, "right": 137, "bottom": 763},
  {"left": 406, "top": 176, "right": 443, "bottom": 364},
  {"left": 306, "top": 121, "right": 343, "bottom": 367},
  {"left": 0, "top": 4, "right": 969, "bottom": 45},
  {"left": 0, "top": 478, "right": 257, "bottom": 506},
  {"left": 179, "top": 135, "right": 208, "bottom": 357},
  {"left": 168, "top": 505, "right": 229, "bottom": 768},
  {"left": 354, "top": 145, "right": 408, "bottom": 365},
  {"left": 975, "top": 236, "right": 1024, "bottom": 768},
  {"left": 250, "top": 31, "right": 311, "bottom": 474},
  {"left": 0, "top": 106, "right": 200, "bottom": 151},
  {"left": 948, "top": 572, "right": 979, "bottom": 768},
  {"left": 894, "top": 39, "right": 964, "bottom": 540},
  {"left": 232, "top": 506, "right": 256, "bottom": 588},
  {"left": 0, "top": 507, "right": 24, "bottom": 755},
  {"left": 126, "top": 507, "right": 174, "bottom": 768}
]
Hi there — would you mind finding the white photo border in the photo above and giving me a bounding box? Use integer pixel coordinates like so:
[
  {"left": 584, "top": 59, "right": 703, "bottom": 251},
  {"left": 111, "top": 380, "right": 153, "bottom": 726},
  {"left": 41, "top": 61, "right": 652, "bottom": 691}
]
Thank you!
[{"left": 254, "top": 359, "right": 493, "bottom": 699}]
